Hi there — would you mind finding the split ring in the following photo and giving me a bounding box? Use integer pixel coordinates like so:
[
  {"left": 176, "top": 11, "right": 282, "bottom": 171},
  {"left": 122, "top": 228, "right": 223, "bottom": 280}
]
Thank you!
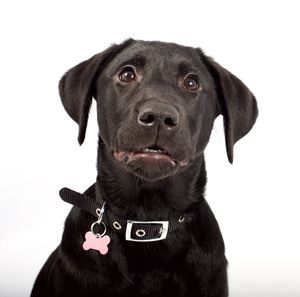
[{"left": 91, "top": 221, "right": 107, "bottom": 237}]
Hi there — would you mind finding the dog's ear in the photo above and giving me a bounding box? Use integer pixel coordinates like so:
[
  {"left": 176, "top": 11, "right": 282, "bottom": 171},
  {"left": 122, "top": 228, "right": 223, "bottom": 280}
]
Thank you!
[
  {"left": 201, "top": 53, "right": 258, "bottom": 163},
  {"left": 59, "top": 39, "right": 134, "bottom": 145}
]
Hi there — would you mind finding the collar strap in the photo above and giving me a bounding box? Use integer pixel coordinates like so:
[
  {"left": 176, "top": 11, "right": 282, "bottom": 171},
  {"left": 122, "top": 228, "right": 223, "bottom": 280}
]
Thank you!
[{"left": 59, "top": 184, "right": 191, "bottom": 242}]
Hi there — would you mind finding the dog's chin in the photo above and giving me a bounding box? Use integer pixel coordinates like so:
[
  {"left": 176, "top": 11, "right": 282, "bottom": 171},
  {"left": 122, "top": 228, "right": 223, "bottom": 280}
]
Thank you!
[
  {"left": 113, "top": 149, "right": 189, "bottom": 181},
  {"left": 126, "top": 157, "right": 179, "bottom": 181}
]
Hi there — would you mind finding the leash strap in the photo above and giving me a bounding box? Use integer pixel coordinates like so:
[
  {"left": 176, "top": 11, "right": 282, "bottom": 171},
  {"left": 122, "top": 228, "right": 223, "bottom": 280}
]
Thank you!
[
  {"left": 59, "top": 184, "right": 191, "bottom": 242},
  {"left": 59, "top": 186, "right": 100, "bottom": 218}
]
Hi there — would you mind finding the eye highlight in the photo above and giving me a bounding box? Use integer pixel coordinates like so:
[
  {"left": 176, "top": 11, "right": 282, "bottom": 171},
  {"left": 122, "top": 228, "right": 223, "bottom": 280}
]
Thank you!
[
  {"left": 118, "top": 66, "right": 137, "bottom": 84},
  {"left": 183, "top": 74, "right": 201, "bottom": 92}
]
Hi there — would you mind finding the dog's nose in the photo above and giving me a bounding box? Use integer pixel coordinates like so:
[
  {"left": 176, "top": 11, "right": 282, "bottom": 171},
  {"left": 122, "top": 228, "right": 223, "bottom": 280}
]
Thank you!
[{"left": 138, "top": 103, "right": 179, "bottom": 130}]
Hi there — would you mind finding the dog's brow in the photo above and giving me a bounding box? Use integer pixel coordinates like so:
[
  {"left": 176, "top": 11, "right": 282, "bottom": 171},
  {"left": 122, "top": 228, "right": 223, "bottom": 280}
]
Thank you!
[
  {"left": 119, "top": 55, "right": 146, "bottom": 69},
  {"left": 177, "top": 61, "right": 198, "bottom": 75}
]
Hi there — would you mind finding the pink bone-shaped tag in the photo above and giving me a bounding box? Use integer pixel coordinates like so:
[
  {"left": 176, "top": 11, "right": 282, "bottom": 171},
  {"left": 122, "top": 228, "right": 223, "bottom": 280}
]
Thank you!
[{"left": 82, "top": 231, "right": 111, "bottom": 255}]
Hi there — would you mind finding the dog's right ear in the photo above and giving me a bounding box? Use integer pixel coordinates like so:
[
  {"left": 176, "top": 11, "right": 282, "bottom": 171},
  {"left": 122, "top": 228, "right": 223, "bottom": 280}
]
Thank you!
[{"left": 59, "top": 39, "right": 134, "bottom": 145}]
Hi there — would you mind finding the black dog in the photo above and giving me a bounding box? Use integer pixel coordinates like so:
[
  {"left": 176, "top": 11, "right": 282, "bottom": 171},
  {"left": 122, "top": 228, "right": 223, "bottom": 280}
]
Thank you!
[{"left": 31, "top": 39, "right": 258, "bottom": 297}]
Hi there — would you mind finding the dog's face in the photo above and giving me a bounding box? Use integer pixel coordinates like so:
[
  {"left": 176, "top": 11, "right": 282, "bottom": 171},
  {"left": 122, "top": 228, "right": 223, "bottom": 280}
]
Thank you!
[
  {"left": 97, "top": 42, "right": 219, "bottom": 180},
  {"left": 59, "top": 39, "right": 258, "bottom": 181}
]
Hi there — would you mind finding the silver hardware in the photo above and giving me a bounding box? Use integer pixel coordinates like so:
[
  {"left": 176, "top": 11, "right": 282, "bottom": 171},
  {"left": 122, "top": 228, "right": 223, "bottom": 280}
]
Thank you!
[
  {"left": 178, "top": 216, "right": 185, "bottom": 223},
  {"left": 113, "top": 221, "right": 122, "bottom": 230},
  {"left": 135, "top": 229, "right": 146, "bottom": 237},
  {"left": 159, "top": 226, "right": 166, "bottom": 234},
  {"left": 91, "top": 221, "right": 107, "bottom": 237},
  {"left": 90, "top": 202, "right": 107, "bottom": 237},
  {"left": 95, "top": 202, "right": 106, "bottom": 222},
  {"left": 125, "top": 220, "right": 169, "bottom": 242}
]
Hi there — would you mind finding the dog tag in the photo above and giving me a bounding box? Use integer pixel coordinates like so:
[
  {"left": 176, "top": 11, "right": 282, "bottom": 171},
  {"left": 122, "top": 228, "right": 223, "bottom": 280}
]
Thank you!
[{"left": 83, "top": 231, "right": 111, "bottom": 255}]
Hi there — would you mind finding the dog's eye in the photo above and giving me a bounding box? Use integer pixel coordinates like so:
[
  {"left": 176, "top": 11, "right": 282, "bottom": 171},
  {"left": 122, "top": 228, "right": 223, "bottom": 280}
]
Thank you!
[
  {"left": 118, "top": 67, "right": 136, "bottom": 83},
  {"left": 183, "top": 74, "right": 200, "bottom": 91}
]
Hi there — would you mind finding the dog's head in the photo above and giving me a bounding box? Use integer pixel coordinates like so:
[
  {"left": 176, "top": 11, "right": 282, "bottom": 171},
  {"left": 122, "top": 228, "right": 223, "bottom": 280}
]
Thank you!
[{"left": 59, "top": 39, "right": 258, "bottom": 181}]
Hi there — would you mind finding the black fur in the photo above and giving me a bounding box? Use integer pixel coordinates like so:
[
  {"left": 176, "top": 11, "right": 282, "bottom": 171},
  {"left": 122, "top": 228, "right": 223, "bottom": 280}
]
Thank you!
[{"left": 31, "top": 39, "right": 258, "bottom": 297}]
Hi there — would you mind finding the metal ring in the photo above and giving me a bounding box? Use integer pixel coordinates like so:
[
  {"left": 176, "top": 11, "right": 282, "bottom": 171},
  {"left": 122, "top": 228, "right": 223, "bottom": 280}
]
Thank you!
[
  {"left": 178, "top": 216, "right": 185, "bottom": 223},
  {"left": 96, "top": 208, "right": 101, "bottom": 216},
  {"left": 91, "top": 221, "right": 107, "bottom": 237},
  {"left": 113, "top": 221, "right": 122, "bottom": 230},
  {"left": 136, "top": 229, "right": 146, "bottom": 237}
]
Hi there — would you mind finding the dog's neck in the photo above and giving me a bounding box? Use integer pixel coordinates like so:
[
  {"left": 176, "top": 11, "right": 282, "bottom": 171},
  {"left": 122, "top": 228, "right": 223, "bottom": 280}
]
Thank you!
[{"left": 95, "top": 139, "right": 207, "bottom": 220}]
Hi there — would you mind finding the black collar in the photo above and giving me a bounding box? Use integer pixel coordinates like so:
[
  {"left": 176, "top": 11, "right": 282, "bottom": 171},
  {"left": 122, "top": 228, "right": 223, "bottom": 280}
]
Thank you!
[{"left": 59, "top": 183, "right": 192, "bottom": 242}]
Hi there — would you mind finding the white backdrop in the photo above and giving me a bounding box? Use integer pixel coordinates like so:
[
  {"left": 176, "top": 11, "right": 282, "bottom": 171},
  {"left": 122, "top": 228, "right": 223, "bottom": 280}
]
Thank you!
[{"left": 1, "top": 1, "right": 299, "bottom": 296}]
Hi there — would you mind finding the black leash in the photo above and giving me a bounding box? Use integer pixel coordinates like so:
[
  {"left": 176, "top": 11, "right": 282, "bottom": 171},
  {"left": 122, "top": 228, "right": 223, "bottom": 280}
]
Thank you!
[
  {"left": 59, "top": 185, "right": 100, "bottom": 218},
  {"left": 59, "top": 183, "right": 191, "bottom": 242}
]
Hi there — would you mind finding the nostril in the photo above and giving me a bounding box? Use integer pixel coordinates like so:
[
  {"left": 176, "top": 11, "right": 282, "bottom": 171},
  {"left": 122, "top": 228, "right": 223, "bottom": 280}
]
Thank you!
[
  {"left": 142, "top": 114, "right": 155, "bottom": 124},
  {"left": 164, "top": 117, "right": 177, "bottom": 127},
  {"left": 138, "top": 113, "right": 156, "bottom": 126}
]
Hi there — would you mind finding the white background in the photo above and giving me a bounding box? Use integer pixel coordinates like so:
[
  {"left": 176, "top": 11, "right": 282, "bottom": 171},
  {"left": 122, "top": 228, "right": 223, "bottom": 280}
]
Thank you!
[{"left": 1, "top": 1, "right": 299, "bottom": 296}]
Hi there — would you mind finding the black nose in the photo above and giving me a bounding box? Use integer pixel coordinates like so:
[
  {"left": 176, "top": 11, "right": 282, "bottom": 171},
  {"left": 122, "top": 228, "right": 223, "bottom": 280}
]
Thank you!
[{"left": 138, "top": 103, "right": 179, "bottom": 130}]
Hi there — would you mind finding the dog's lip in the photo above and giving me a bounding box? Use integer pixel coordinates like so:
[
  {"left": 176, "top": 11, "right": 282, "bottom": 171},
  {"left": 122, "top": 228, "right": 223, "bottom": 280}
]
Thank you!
[{"left": 113, "top": 147, "right": 189, "bottom": 167}]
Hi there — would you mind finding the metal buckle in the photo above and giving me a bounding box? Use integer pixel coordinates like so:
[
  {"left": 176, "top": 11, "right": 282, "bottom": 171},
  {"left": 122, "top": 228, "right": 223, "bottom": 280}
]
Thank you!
[{"left": 125, "top": 220, "right": 169, "bottom": 242}]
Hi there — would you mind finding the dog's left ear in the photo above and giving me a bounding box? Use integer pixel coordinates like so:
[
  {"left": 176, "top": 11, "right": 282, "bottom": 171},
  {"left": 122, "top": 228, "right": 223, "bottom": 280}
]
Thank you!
[
  {"left": 59, "top": 39, "right": 134, "bottom": 145},
  {"left": 201, "top": 53, "right": 258, "bottom": 163}
]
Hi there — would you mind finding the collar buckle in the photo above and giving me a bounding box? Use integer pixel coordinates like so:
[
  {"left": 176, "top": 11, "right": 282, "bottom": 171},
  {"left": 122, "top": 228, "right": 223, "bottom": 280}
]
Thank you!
[{"left": 125, "top": 220, "right": 169, "bottom": 242}]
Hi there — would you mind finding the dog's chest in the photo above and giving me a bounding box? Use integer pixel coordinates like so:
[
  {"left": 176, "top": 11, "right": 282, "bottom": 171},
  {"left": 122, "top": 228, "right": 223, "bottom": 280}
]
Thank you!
[{"left": 83, "top": 240, "right": 204, "bottom": 297}]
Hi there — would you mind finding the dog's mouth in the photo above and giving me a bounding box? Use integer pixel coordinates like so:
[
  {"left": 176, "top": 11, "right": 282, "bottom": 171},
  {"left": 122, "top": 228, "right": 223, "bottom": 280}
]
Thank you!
[{"left": 113, "top": 145, "right": 188, "bottom": 167}]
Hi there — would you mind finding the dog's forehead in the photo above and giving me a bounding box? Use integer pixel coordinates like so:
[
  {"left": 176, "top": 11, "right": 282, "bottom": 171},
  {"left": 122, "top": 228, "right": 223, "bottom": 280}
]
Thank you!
[{"left": 107, "top": 41, "right": 203, "bottom": 72}]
